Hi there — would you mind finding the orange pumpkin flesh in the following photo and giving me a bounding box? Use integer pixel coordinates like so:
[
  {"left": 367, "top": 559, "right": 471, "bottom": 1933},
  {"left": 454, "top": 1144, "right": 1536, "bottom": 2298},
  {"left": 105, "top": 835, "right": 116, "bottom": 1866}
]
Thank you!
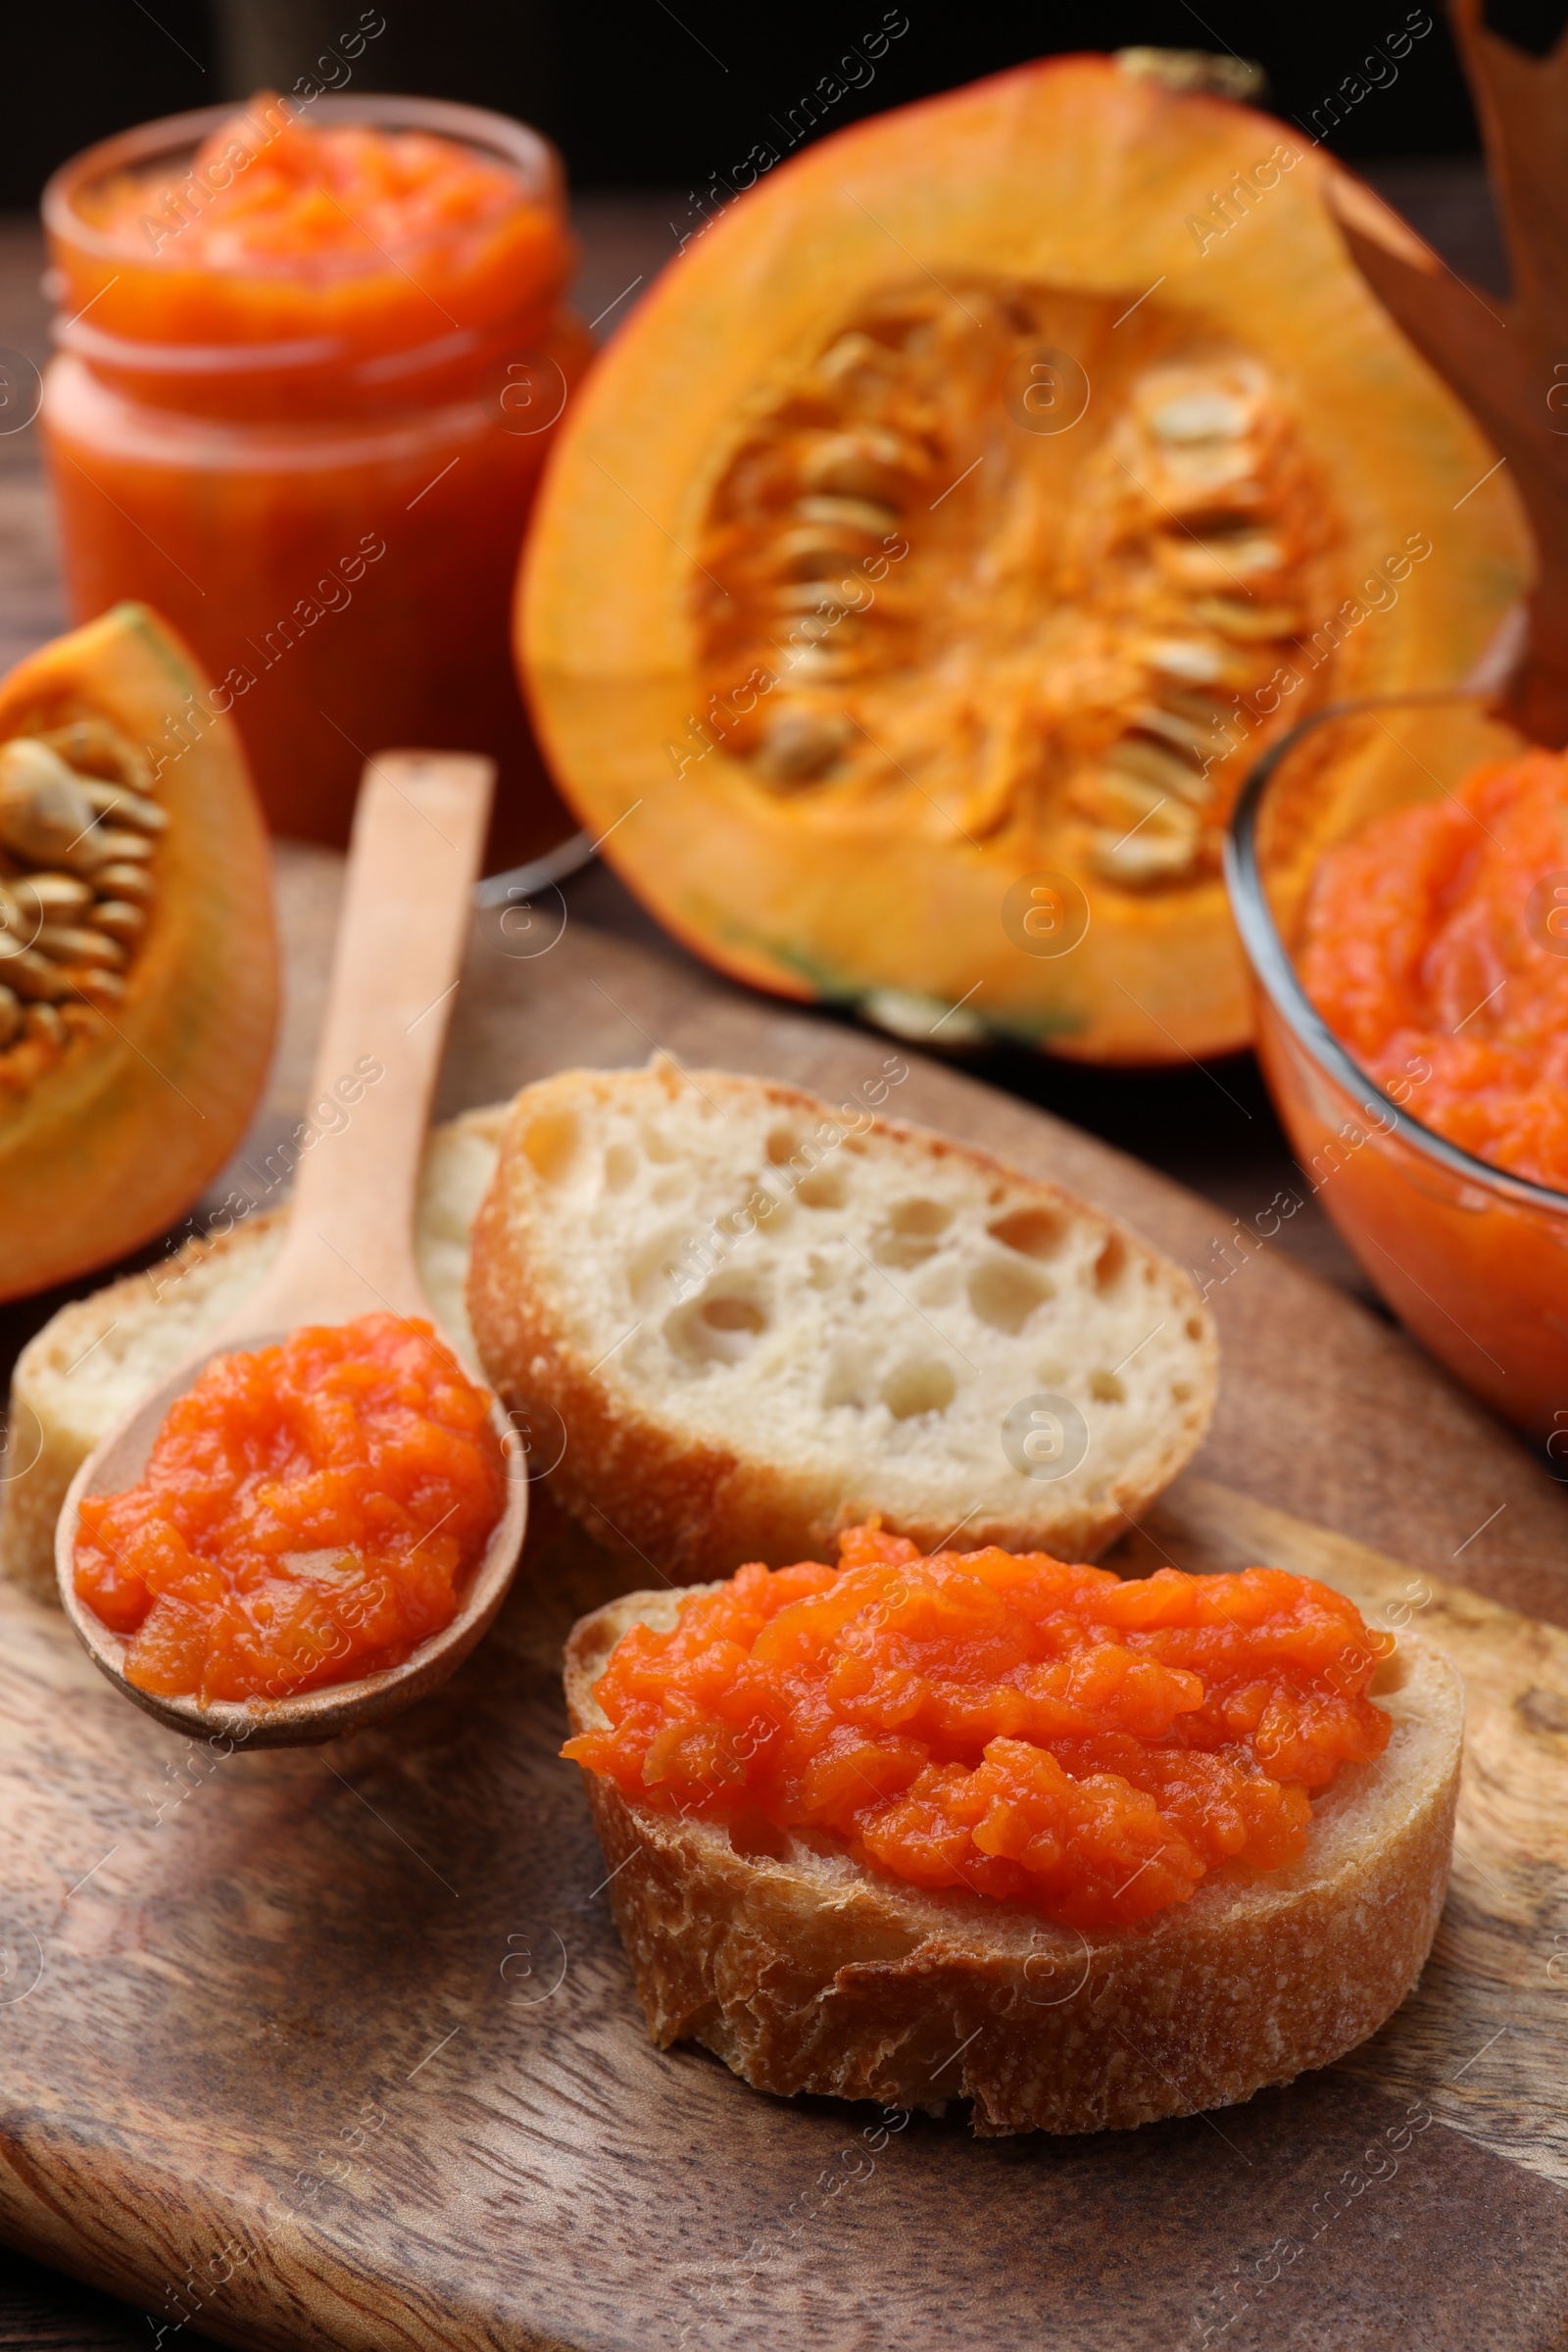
[
  {"left": 0, "top": 604, "right": 278, "bottom": 1300},
  {"left": 520, "top": 55, "right": 1529, "bottom": 1063}
]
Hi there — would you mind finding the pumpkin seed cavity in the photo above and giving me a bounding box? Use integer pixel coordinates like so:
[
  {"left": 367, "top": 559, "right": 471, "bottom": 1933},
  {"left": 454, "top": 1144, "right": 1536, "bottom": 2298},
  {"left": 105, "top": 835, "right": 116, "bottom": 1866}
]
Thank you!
[
  {"left": 0, "top": 720, "right": 161, "bottom": 1090},
  {"left": 694, "top": 279, "right": 1342, "bottom": 887}
]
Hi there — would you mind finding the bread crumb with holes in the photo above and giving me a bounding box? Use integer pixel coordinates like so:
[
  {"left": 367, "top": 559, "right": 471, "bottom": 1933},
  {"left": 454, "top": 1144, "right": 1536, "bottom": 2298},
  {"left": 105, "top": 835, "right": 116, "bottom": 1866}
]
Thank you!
[{"left": 466, "top": 1058, "right": 1217, "bottom": 1573}]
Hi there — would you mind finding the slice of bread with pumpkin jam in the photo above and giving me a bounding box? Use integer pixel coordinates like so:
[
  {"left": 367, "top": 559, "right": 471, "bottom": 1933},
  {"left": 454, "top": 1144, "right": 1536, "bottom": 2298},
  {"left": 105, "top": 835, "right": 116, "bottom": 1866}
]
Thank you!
[{"left": 564, "top": 1572, "right": 1462, "bottom": 2135}]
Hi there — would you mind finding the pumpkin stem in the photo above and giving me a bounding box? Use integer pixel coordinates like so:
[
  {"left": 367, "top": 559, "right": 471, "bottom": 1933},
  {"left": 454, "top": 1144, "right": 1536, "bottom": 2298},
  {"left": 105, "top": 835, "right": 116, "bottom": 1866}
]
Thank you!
[{"left": 1328, "top": 0, "right": 1568, "bottom": 746}]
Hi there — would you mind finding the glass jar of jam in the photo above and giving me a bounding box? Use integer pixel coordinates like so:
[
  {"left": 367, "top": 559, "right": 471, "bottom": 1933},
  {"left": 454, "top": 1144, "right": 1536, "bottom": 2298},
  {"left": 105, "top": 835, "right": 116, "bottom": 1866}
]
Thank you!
[{"left": 40, "top": 92, "right": 590, "bottom": 867}]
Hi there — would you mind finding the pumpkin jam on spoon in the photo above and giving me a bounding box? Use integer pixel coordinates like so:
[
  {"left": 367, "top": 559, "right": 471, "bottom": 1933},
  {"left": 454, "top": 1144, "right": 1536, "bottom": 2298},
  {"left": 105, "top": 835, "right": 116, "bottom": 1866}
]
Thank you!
[
  {"left": 57, "top": 751, "right": 526, "bottom": 1748},
  {"left": 73, "top": 1313, "right": 505, "bottom": 1707}
]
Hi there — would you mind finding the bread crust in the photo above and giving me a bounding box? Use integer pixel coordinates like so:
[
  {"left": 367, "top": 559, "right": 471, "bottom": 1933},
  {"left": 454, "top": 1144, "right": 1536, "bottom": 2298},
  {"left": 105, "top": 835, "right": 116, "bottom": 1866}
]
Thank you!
[
  {"left": 0, "top": 1214, "right": 287, "bottom": 1604},
  {"left": 564, "top": 1588, "right": 1463, "bottom": 2134},
  {"left": 468, "top": 1063, "right": 1218, "bottom": 1576}
]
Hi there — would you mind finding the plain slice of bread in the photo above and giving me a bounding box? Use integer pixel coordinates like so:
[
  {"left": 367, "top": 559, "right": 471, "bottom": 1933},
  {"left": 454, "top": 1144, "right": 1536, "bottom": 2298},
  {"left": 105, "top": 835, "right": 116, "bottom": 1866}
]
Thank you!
[
  {"left": 565, "top": 1586, "right": 1463, "bottom": 2134},
  {"left": 467, "top": 1058, "right": 1218, "bottom": 1577},
  {"left": 0, "top": 1104, "right": 508, "bottom": 1603}
]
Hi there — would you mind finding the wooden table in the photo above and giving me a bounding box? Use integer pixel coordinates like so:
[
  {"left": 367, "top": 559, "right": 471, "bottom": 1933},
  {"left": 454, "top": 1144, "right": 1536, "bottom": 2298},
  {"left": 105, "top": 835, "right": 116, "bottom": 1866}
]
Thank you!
[
  {"left": 5, "top": 871, "right": 1568, "bottom": 2352},
  {"left": 2, "top": 166, "right": 1561, "bottom": 2352}
]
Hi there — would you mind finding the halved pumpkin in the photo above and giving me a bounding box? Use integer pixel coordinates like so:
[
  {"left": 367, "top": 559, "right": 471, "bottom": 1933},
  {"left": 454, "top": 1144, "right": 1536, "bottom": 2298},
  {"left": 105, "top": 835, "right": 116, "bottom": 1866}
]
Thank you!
[
  {"left": 0, "top": 604, "right": 277, "bottom": 1298},
  {"left": 520, "top": 53, "right": 1529, "bottom": 1062}
]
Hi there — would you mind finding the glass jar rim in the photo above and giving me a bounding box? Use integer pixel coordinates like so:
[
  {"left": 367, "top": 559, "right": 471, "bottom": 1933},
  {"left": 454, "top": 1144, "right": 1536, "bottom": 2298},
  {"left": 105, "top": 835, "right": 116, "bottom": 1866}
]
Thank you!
[
  {"left": 42, "top": 91, "right": 564, "bottom": 280},
  {"left": 1224, "top": 687, "right": 1568, "bottom": 1221}
]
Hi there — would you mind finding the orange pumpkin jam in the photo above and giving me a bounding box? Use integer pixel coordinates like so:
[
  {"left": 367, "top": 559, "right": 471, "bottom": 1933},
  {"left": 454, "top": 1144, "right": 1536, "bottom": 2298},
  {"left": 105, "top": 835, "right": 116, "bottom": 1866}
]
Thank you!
[
  {"left": 85, "top": 102, "right": 547, "bottom": 300},
  {"left": 1301, "top": 749, "right": 1568, "bottom": 1192},
  {"left": 74, "top": 1314, "right": 504, "bottom": 1705},
  {"left": 564, "top": 1523, "right": 1393, "bottom": 1929}
]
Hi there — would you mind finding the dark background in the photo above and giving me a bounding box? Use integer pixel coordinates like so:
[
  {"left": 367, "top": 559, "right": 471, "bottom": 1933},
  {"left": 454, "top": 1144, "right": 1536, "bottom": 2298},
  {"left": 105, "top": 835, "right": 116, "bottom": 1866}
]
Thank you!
[{"left": 0, "top": 0, "right": 1564, "bottom": 209}]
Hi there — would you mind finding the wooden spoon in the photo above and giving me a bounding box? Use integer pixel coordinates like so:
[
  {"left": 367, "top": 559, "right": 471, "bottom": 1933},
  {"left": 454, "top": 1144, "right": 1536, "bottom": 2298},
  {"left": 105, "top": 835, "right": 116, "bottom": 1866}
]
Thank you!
[{"left": 55, "top": 753, "right": 527, "bottom": 1748}]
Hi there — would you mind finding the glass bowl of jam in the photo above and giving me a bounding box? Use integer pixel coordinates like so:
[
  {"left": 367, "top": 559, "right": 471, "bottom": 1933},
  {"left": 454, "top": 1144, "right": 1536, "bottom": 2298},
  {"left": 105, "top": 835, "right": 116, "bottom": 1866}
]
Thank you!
[{"left": 1226, "top": 688, "right": 1568, "bottom": 1447}]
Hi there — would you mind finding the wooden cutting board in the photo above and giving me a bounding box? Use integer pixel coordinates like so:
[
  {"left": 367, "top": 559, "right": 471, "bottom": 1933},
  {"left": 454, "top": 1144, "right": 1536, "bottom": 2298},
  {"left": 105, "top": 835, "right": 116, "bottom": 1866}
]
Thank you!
[{"left": 2, "top": 869, "right": 1567, "bottom": 2352}]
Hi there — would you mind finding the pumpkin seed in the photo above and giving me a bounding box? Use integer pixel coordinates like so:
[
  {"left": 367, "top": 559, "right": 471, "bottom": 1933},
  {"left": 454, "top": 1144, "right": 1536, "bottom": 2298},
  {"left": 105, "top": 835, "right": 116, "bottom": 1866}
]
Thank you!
[
  {"left": 0, "top": 741, "right": 100, "bottom": 866},
  {"left": 94, "top": 860, "right": 155, "bottom": 901},
  {"left": 1146, "top": 638, "right": 1224, "bottom": 684},
  {"left": 80, "top": 827, "right": 153, "bottom": 867},
  {"left": 24, "top": 1003, "right": 64, "bottom": 1048},
  {"left": 1192, "top": 596, "right": 1299, "bottom": 642},
  {"left": 1106, "top": 738, "right": 1209, "bottom": 803},
  {"left": 1163, "top": 534, "right": 1282, "bottom": 587},
  {"left": 73, "top": 967, "right": 125, "bottom": 1004},
  {"left": 782, "top": 643, "right": 858, "bottom": 681},
  {"left": 1095, "top": 772, "right": 1168, "bottom": 824},
  {"left": 1091, "top": 823, "right": 1200, "bottom": 883},
  {"left": 795, "top": 495, "right": 900, "bottom": 535},
  {"left": 36, "top": 719, "right": 153, "bottom": 794},
  {"left": 0, "top": 942, "right": 72, "bottom": 1000},
  {"left": 774, "top": 579, "right": 861, "bottom": 613},
  {"left": 768, "top": 524, "right": 879, "bottom": 578},
  {"left": 81, "top": 780, "right": 168, "bottom": 834},
  {"left": 1130, "top": 702, "right": 1219, "bottom": 759},
  {"left": 91, "top": 900, "right": 145, "bottom": 944},
  {"left": 0, "top": 728, "right": 158, "bottom": 1098},
  {"left": 34, "top": 923, "right": 125, "bottom": 968},
  {"left": 753, "top": 708, "right": 851, "bottom": 783},
  {"left": 860, "top": 987, "right": 985, "bottom": 1045},
  {"left": 10, "top": 871, "right": 93, "bottom": 916},
  {"left": 1148, "top": 391, "right": 1250, "bottom": 443},
  {"left": 1159, "top": 440, "right": 1255, "bottom": 488},
  {"left": 816, "top": 332, "right": 888, "bottom": 381},
  {"left": 799, "top": 428, "right": 923, "bottom": 499}
]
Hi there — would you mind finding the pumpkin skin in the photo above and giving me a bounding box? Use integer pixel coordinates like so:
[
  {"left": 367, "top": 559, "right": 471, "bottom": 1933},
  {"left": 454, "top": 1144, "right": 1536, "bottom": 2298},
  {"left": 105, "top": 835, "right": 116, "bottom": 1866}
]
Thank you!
[
  {"left": 0, "top": 604, "right": 278, "bottom": 1299},
  {"left": 519, "top": 55, "right": 1530, "bottom": 1063}
]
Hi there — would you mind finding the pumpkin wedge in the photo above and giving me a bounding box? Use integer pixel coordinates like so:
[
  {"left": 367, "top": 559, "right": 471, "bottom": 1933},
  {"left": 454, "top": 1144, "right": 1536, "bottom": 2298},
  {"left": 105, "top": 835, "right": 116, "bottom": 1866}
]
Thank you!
[
  {"left": 519, "top": 53, "right": 1529, "bottom": 1062},
  {"left": 0, "top": 604, "right": 277, "bottom": 1299}
]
